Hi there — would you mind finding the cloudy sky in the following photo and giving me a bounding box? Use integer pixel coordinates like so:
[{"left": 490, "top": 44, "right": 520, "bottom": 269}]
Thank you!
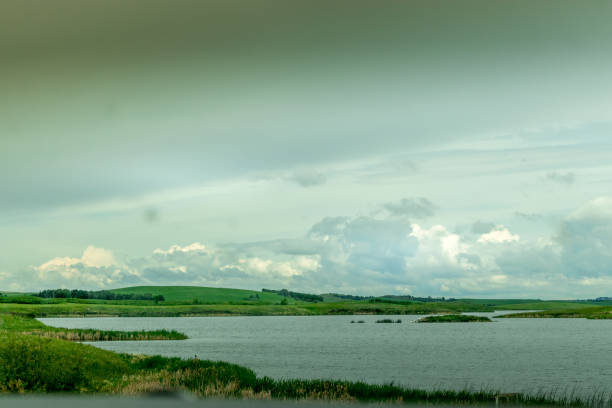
[{"left": 2, "top": 0, "right": 612, "bottom": 298}]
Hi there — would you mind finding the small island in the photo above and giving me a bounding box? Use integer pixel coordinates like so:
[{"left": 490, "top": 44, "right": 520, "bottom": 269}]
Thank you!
[{"left": 416, "top": 314, "right": 492, "bottom": 323}]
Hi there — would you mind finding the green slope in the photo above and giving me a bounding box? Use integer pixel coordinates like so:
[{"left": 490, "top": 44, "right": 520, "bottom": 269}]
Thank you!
[{"left": 109, "top": 285, "right": 288, "bottom": 304}]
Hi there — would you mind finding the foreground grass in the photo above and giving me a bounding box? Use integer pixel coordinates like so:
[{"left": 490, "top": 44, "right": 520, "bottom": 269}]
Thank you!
[
  {"left": 417, "top": 314, "right": 492, "bottom": 323},
  {"left": 1, "top": 332, "right": 611, "bottom": 407},
  {"left": 0, "top": 314, "right": 187, "bottom": 341},
  {"left": 497, "top": 306, "right": 612, "bottom": 319}
]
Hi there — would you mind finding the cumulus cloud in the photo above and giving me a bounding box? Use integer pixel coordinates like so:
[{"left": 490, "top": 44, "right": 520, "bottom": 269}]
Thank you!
[
  {"left": 546, "top": 171, "right": 575, "bottom": 185},
  {"left": 382, "top": 197, "right": 437, "bottom": 218},
  {"left": 21, "top": 196, "right": 612, "bottom": 298},
  {"left": 153, "top": 242, "right": 208, "bottom": 255},
  {"left": 556, "top": 197, "right": 612, "bottom": 278},
  {"left": 477, "top": 226, "right": 520, "bottom": 244},
  {"left": 33, "top": 246, "right": 141, "bottom": 289}
]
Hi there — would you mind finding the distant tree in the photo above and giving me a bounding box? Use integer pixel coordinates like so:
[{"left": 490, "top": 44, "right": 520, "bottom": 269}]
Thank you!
[
  {"left": 153, "top": 295, "right": 165, "bottom": 304},
  {"left": 280, "top": 298, "right": 288, "bottom": 305}
]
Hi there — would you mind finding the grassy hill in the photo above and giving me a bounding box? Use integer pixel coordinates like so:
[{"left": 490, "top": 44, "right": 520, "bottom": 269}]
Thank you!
[{"left": 109, "top": 285, "right": 289, "bottom": 304}]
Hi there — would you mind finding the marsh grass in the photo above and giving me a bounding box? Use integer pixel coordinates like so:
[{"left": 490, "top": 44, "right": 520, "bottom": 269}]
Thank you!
[
  {"left": 0, "top": 314, "right": 187, "bottom": 341},
  {"left": 1, "top": 330, "right": 611, "bottom": 407}
]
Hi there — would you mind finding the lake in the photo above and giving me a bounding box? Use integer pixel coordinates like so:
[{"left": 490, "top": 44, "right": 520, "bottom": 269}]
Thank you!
[{"left": 39, "top": 313, "right": 612, "bottom": 397}]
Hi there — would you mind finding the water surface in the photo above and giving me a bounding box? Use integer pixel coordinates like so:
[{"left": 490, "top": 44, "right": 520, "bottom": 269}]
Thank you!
[{"left": 40, "top": 313, "right": 612, "bottom": 396}]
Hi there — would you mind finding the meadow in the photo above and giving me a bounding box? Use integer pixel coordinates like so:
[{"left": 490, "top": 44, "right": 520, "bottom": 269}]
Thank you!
[
  {"left": 4, "top": 285, "right": 609, "bottom": 318},
  {"left": 498, "top": 306, "right": 612, "bottom": 319}
]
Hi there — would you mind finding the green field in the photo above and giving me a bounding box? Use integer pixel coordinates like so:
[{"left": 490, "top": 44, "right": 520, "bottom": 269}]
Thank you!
[
  {"left": 498, "top": 306, "right": 612, "bottom": 319},
  {"left": 0, "top": 299, "right": 496, "bottom": 317},
  {"left": 2, "top": 285, "right": 611, "bottom": 318},
  {"left": 109, "top": 285, "right": 290, "bottom": 304}
]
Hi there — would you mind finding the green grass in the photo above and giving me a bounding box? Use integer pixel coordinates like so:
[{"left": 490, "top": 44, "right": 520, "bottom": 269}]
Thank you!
[
  {"left": 497, "top": 306, "right": 612, "bottom": 319},
  {"left": 1, "top": 312, "right": 611, "bottom": 405},
  {"left": 3, "top": 285, "right": 610, "bottom": 318},
  {"left": 460, "top": 299, "right": 604, "bottom": 310},
  {"left": 0, "top": 314, "right": 187, "bottom": 341},
  {"left": 109, "top": 285, "right": 289, "bottom": 304},
  {"left": 0, "top": 299, "right": 499, "bottom": 317},
  {"left": 1, "top": 335, "right": 610, "bottom": 406},
  {"left": 416, "top": 314, "right": 492, "bottom": 323},
  {"left": 0, "top": 333, "right": 131, "bottom": 392}
]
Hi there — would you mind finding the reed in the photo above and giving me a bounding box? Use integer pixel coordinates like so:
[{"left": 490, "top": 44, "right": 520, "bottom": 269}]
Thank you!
[{"left": 417, "top": 314, "right": 492, "bottom": 323}]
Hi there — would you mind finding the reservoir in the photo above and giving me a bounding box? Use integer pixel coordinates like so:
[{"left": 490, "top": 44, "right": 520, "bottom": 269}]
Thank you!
[{"left": 39, "top": 313, "right": 612, "bottom": 397}]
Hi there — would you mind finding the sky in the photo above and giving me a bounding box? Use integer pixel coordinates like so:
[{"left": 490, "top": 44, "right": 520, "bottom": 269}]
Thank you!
[{"left": 1, "top": 0, "right": 612, "bottom": 298}]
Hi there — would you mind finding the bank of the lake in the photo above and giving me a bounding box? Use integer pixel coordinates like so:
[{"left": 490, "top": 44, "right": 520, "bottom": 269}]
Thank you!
[
  {"left": 40, "top": 313, "right": 612, "bottom": 399},
  {"left": 0, "top": 328, "right": 610, "bottom": 407},
  {"left": 497, "top": 306, "right": 612, "bottom": 319},
  {"left": 0, "top": 314, "right": 186, "bottom": 341},
  {"left": 0, "top": 300, "right": 498, "bottom": 317}
]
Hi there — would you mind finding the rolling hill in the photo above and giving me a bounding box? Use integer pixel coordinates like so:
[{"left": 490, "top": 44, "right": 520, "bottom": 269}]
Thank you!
[{"left": 109, "top": 285, "right": 289, "bottom": 304}]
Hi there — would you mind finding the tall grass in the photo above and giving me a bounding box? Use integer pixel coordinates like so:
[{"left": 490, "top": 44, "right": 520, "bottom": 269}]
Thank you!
[
  {"left": 0, "top": 314, "right": 187, "bottom": 341},
  {"left": 1, "top": 334, "right": 611, "bottom": 406}
]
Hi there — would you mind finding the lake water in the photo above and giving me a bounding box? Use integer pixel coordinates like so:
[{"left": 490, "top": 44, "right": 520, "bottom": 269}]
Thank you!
[{"left": 39, "top": 313, "right": 612, "bottom": 397}]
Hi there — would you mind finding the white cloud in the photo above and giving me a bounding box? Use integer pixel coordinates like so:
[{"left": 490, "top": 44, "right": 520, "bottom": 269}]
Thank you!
[
  {"left": 153, "top": 242, "right": 208, "bottom": 255},
  {"left": 477, "top": 226, "right": 520, "bottom": 244},
  {"left": 17, "top": 196, "right": 612, "bottom": 298},
  {"left": 33, "top": 246, "right": 139, "bottom": 290}
]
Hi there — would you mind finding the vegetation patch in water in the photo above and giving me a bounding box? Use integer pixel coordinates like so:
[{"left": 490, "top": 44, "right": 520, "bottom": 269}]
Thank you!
[
  {"left": 375, "top": 319, "right": 402, "bottom": 323},
  {"left": 416, "top": 314, "right": 492, "bottom": 323}
]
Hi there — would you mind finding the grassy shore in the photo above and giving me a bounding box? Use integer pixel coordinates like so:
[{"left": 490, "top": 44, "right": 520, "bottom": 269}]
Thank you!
[
  {"left": 0, "top": 314, "right": 187, "bottom": 341},
  {"left": 416, "top": 314, "right": 492, "bottom": 323},
  {"left": 1, "top": 331, "right": 611, "bottom": 406},
  {"left": 497, "top": 306, "right": 612, "bottom": 319},
  {"left": 0, "top": 300, "right": 501, "bottom": 317},
  {"left": 1, "top": 313, "right": 611, "bottom": 406}
]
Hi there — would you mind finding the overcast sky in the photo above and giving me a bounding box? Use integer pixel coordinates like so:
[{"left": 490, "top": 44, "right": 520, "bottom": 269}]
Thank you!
[{"left": 2, "top": 0, "right": 612, "bottom": 298}]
